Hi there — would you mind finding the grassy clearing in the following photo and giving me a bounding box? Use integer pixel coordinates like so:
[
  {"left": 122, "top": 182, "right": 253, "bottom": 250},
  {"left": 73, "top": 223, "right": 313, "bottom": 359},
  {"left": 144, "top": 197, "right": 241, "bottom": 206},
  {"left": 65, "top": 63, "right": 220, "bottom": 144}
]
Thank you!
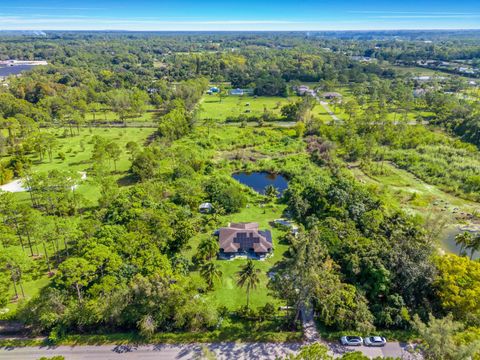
[
  {"left": 175, "top": 122, "right": 307, "bottom": 311},
  {"left": 5, "top": 127, "right": 155, "bottom": 203},
  {"left": 349, "top": 161, "right": 480, "bottom": 257},
  {"left": 199, "top": 94, "right": 297, "bottom": 121},
  {"left": 385, "top": 65, "right": 445, "bottom": 77},
  {"left": 27, "top": 127, "right": 153, "bottom": 174},
  {"left": 350, "top": 161, "right": 478, "bottom": 217},
  {"left": 85, "top": 105, "right": 157, "bottom": 124}
]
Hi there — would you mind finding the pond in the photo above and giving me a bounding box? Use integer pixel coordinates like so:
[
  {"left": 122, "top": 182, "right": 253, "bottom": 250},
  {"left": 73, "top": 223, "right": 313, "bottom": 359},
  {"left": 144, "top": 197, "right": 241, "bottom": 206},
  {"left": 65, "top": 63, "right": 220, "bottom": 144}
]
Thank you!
[
  {"left": 232, "top": 172, "right": 288, "bottom": 195},
  {"left": 0, "top": 65, "right": 34, "bottom": 77},
  {"left": 441, "top": 226, "right": 480, "bottom": 260}
]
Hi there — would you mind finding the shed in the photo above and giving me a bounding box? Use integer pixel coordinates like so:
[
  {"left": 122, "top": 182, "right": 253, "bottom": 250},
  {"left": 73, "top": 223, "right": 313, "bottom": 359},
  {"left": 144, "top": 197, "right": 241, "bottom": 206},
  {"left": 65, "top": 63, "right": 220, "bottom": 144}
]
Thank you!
[{"left": 199, "top": 202, "right": 213, "bottom": 214}]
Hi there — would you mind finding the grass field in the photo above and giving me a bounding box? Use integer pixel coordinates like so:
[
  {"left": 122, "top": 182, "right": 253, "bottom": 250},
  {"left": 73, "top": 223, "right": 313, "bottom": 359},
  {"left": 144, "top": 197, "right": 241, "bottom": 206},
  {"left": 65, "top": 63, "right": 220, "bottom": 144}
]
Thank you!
[
  {"left": 2, "top": 127, "right": 155, "bottom": 203},
  {"left": 199, "top": 94, "right": 297, "bottom": 121},
  {"left": 85, "top": 105, "right": 157, "bottom": 124},
  {"left": 385, "top": 65, "right": 445, "bottom": 77},
  {"left": 28, "top": 127, "right": 153, "bottom": 173}
]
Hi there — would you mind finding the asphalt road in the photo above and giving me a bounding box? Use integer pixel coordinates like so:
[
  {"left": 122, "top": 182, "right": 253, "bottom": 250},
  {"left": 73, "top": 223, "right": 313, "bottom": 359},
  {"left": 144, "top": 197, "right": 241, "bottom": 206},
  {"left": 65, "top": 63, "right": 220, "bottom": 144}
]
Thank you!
[
  {"left": 0, "top": 343, "right": 301, "bottom": 360},
  {"left": 0, "top": 341, "right": 420, "bottom": 359}
]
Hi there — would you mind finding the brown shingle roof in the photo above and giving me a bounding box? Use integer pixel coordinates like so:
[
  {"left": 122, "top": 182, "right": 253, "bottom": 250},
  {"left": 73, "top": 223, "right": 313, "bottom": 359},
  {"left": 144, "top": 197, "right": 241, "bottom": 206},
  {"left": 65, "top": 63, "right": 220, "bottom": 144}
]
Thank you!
[{"left": 218, "top": 222, "right": 272, "bottom": 254}]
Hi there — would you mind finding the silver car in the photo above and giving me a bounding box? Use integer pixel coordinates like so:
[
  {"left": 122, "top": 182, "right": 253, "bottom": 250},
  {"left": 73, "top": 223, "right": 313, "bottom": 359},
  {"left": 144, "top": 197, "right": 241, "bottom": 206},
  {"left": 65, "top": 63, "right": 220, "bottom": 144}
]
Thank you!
[
  {"left": 340, "top": 335, "right": 363, "bottom": 346},
  {"left": 364, "top": 336, "right": 387, "bottom": 346}
]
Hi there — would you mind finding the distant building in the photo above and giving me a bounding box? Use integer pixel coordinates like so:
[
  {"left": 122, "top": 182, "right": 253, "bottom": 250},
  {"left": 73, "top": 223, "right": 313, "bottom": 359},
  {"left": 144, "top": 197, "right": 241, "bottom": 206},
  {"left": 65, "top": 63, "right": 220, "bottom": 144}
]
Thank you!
[
  {"left": 458, "top": 67, "right": 476, "bottom": 74},
  {"left": 218, "top": 222, "right": 272, "bottom": 258},
  {"left": 295, "top": 85, "right": 310, "bottom": 95},
  {"left": 230, "top": 88, "right": 246, "bottom": 96}
]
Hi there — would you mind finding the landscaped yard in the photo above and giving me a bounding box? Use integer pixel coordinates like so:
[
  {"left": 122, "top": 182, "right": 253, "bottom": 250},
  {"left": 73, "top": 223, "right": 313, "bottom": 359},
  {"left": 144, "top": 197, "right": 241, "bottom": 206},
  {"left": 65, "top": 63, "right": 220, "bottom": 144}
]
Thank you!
[{"left": 203, "top": 203, "right": 290, "bottom": 310}]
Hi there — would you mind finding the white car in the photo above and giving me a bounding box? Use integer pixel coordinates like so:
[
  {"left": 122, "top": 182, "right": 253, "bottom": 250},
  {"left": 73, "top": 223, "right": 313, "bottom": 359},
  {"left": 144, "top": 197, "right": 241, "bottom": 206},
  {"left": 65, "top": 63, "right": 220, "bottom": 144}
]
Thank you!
[
  {"left": 340, "top": 336, "right": 363, "bottom": 346},
  {"left": 364, "top": 336, "right": 387, "bottom": 347}
]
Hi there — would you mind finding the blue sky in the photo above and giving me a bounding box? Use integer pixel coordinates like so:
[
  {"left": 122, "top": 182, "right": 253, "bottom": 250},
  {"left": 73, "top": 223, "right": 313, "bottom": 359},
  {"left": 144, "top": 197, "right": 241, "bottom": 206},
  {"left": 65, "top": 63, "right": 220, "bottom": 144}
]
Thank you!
[{"left": 1, "top": 0, "right": 479, "bottom": 31}]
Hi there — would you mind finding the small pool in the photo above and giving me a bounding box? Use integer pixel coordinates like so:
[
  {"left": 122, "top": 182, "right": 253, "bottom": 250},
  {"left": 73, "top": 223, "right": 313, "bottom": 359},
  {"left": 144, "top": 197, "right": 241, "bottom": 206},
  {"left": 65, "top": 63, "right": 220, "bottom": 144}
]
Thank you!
[{"left": 232, "top": 172, "right": 288, "bottom": 195}]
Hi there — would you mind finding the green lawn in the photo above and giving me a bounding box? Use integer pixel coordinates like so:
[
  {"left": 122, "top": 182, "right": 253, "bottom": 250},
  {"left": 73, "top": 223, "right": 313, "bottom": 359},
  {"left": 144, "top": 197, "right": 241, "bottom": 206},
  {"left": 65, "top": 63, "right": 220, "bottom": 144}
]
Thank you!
[
  {"left": 185, "top": 198, "right": 290, "bottom": 311},
  {"left": 4, "top": 276, "right": 51, "bottom": 314},
  {"left": 199, "top": 94, "right": 297, "bottom": 121},
  {"left": 28, "top": 127, "right": 152, "bottom": 173}
]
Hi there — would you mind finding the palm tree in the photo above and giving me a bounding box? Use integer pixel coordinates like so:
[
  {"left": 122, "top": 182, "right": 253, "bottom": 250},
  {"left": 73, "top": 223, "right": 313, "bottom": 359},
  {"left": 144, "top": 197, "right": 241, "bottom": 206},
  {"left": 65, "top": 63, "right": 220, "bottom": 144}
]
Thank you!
[
  {"left": 200, "top": 261, "right": 222, "bottom": 290},
  {"left": 236, "top": 259, "right": 261, "bottom": 309},
  {"left": 264, "top": 185, "right": 279, "bottom": 202},
  {"left": 197, "top": 237, "right": 220, "bottom": 261},
  {"left": 467, "top": 234, "right": 480, "bottom": 260},
  {"left": 455, "top": 231, "right": 474, "bottom": 257}
]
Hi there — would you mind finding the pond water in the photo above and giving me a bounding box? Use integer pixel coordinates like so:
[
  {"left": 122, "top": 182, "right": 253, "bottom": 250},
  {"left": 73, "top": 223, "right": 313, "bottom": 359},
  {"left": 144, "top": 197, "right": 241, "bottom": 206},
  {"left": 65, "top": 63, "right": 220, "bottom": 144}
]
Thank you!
[
  {"left": 0, "top": 65, "right": 34, "bottom": 77},
  {"left": 232, "top": 172, "right": 288, "bottom": 195},
  {"left": 441, "top": 226, "right": 480, "bottom": 260}
]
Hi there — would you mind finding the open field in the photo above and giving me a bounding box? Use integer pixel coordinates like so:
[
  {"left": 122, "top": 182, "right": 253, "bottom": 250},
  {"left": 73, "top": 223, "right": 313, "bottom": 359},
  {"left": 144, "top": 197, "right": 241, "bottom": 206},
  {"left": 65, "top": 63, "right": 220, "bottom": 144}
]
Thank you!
[
  {"left": 27, "top": 127, "right": 153, "bottom": 173},
  {"left": 1, "top": 127, "right": 155, "bottom": 203},
  {"left": 199, "top": 94, "right": 297, "bottom": 121},
  {"left": 84, "top": 105, "right": 157, "bottom": 124},
  {"left": 386, "top": 65, "right": 446, "bottom": 77}
]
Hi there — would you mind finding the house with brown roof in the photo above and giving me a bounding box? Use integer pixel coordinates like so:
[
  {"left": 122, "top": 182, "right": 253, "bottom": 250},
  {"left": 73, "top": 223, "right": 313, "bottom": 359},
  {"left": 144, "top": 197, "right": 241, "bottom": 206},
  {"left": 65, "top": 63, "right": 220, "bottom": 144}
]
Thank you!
[{"left": 218, "top": 222, "right": 272, "bottom": 258}]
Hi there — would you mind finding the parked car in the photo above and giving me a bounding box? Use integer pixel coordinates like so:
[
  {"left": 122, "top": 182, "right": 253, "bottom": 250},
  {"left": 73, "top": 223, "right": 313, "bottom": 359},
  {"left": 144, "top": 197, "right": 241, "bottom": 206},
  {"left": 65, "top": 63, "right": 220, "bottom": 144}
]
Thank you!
[
  {"left": 340, "top": 335, "right": 363, "bottom": 346},
  {"left": 364, "top": 336, "right": 387, "bottom": 346}
]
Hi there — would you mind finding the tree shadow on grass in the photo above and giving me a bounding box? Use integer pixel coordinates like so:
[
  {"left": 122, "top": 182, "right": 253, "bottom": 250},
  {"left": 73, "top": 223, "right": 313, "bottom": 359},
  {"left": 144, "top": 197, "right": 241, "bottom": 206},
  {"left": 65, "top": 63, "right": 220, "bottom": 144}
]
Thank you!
[{"left": 116, "top": 174, "right": 137, "bottom": 187}]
